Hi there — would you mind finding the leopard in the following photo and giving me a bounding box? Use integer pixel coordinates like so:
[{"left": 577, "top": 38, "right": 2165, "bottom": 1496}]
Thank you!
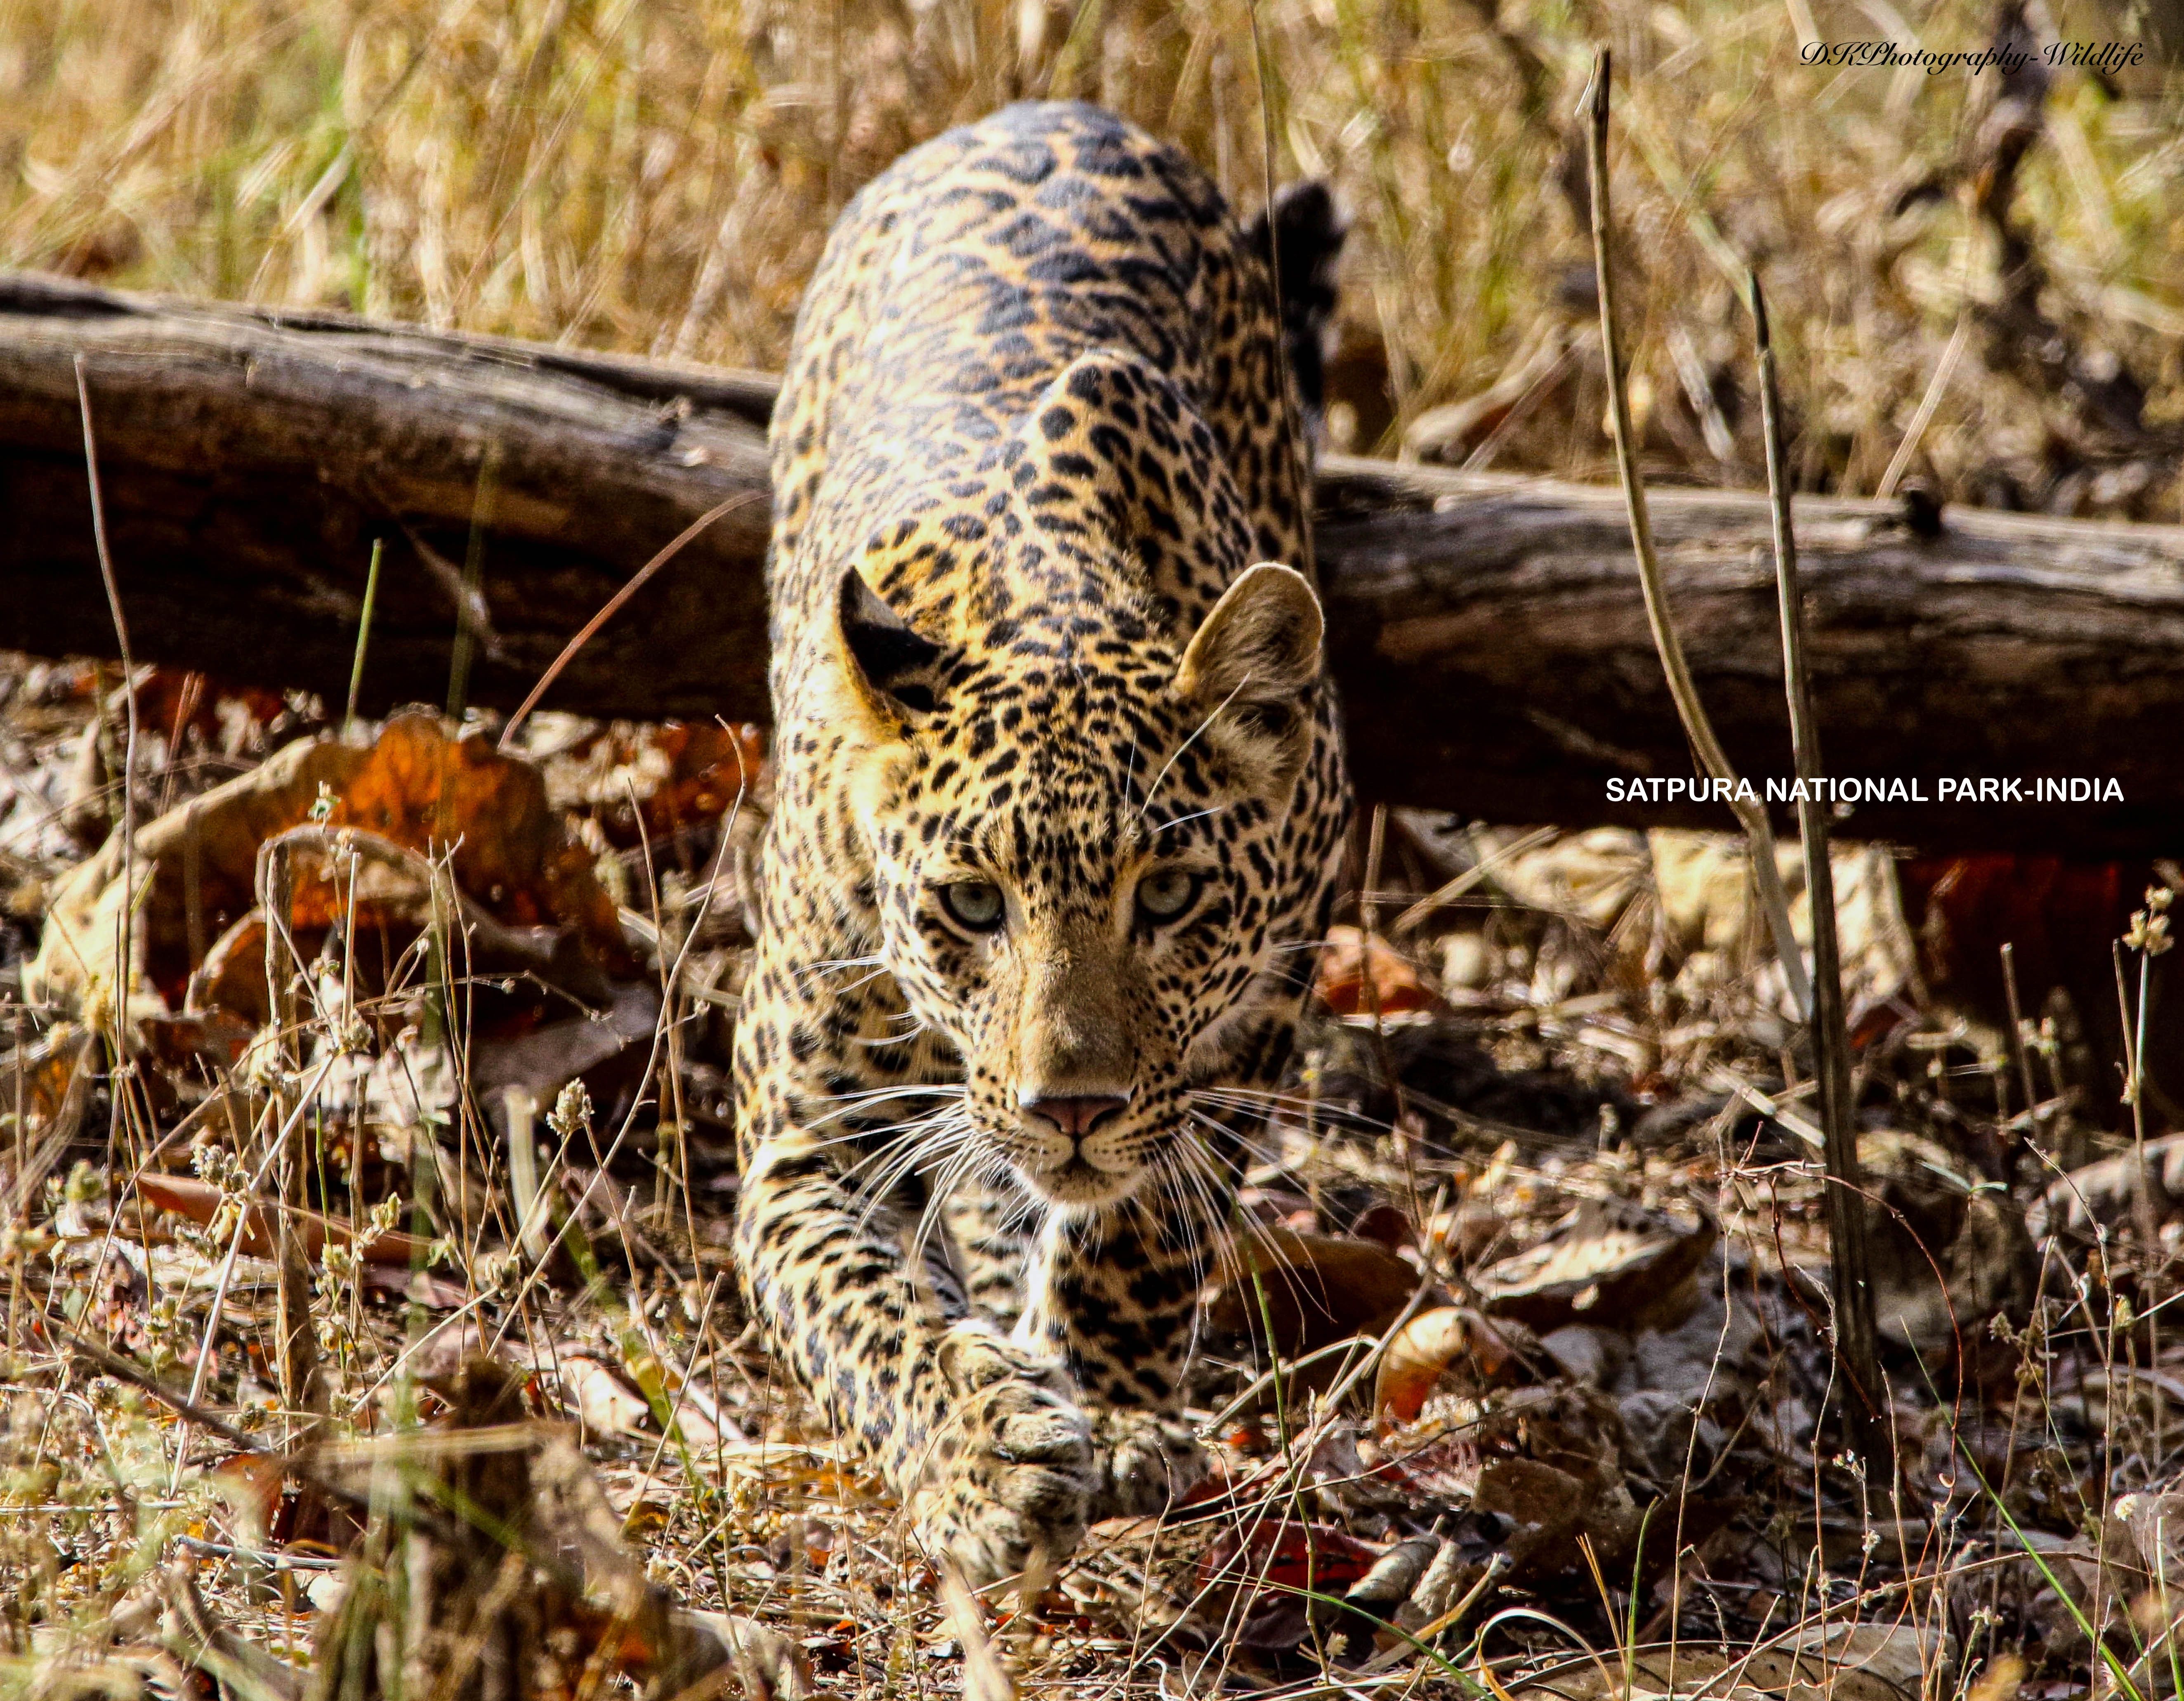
[{"left": 731, "top": 99, "right": 1351, "bottom": 1588}]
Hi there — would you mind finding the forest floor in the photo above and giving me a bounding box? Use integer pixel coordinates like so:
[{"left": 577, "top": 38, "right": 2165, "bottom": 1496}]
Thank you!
[{"left": 0, "top": 652, "right": 2175, "bottom": 1701}]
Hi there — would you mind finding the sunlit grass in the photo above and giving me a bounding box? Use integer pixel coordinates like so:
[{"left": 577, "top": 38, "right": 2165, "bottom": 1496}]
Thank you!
[{"left": 6, "top": 0, "right": 2182, "bottom": 508}]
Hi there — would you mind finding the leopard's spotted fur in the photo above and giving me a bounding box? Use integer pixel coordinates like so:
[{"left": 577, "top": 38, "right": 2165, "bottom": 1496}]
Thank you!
[{"left": 733, "top": 101, "right": 1350, "bottom": 1585}]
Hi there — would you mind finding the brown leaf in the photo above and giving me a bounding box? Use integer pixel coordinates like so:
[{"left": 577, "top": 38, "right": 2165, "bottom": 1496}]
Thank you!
[
  {"left": 136, "top": 1172, "right": 429, "bottom": 1267},
  {"left": 1206, "top": 1228, "right": 1427, "bottom": 1356},
  {"left": 137, "top": 1010, "right": 256, "bottom": 1079},
  {"left": 1900, "top": 851, "right": 2157, "bottom": 1114},
  {"left": 1314, "top": 925, "right": 1435, "bottom": 1018},
  {"left": 1373, "top": 1306, "right": 1526, "bottom": 1423},
  {"left": 28, "top": 711, "right": 634, "bottom": 1023},
  {"left": 0, "top": 1022, "right": 95, "bottom": 1203},
  {"left": 1195, "top": 1520, "right": 1384, "bottom": 1601},
  {"left": 558, "top": 1352, "right": 655, "bottom": 1441},
  {"left": 540, "top": 721, "right": 767, "bottom": 846},
  {"left": 1470, "top": 1453, "right": 1652, "bottom": 1588},
  {"left": 1474, "top": 1198, "right": 1715, "bottom": 1333},
  {"left": 326, "top": 715, "right": 630, "bottom": 955}
]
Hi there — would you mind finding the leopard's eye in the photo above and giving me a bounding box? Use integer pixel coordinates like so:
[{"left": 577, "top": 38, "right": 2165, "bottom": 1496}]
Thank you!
[
  {"left": 1136, "top": 867, "right": 1202, "bottom": 925},
  {"left": 939, "top": 879, "right": 1007, "bottom": 933}
]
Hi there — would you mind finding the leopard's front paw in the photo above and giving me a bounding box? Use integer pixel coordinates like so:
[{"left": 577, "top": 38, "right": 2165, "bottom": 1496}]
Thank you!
[
  {"left": 1088, "top": 1407, "right": 1209, "bottom": 1520},
  {"left": 910, "top": 1328, "right": 1094, "bottom": 1586}
]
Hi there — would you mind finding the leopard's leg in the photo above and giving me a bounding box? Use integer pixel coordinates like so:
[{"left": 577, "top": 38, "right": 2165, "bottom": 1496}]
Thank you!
[
  {"left": 733, "top": 942, "right": 1095, "bottom": 1585},
  {"left": 1008, "top": 1008, "right": 1304, "bottom": 1519},
  {"left": 1013, "top": 1188, "right": 1219, "bottom": 1519},
  {"left": 942, "top": 1182, "right": 1037, "bottom": 1328}
]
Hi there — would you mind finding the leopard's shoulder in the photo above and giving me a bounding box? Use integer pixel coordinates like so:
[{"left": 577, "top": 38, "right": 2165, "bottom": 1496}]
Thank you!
[{"left": 765, "top": 101, "right": 1318, "bottom": 676}]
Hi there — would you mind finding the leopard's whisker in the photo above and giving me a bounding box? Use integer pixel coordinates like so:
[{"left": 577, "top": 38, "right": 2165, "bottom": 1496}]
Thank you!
[
  {"left": 848, "top": 1122, "right": 977, "bottom": 1239},
  {"left": 909, "top": 1141, "right": 1009, "bottom": 1268},
  {"left": 834, "top": 964, "right": 894, "bottom": 996},
  {"left": 800, "top": 1113, "right": 954, "bottom": 1158},
  {"left": 1161, "top": 1148, "right": 1228, "bottom": 1257},
  {"left": 1175, "top": 1136, "right": 1334, "bottom": 1340},
  {"left": 847, "top": 1104, "right": 973, "bottom": 1174},
  {"left": 1138, "top": 673, "right": 1251, "bottom": 817},
  {"left": 1150, "top": 803, "right": 1227, "bottom": 836},
  {"left": 1162, "top": 1127, "right": 1231, "bottom": 1233},
  {"left": 835, "top": 1106, "right": 974, "bottom": 1191},
  {"left": 818, "top": 1081, "right": 966, "bottom": 1110},
  {"left": 810, "top": 1082, "right": 967, "bottom": 1128},
  {"left": 1146, "top": 1149, "right": 1198, "bottom": 1243},
  {"left": 907, "top": 1146, "right": 976, "bottom": 1264},
  {"left": 851, "top": 1016, "right": 934, "bottom": 1046},
  {"left": 1179, "top": 1098, "right": 1301, "bottom": 1163},
  {"left": 795, "top": 953, "right": 887, "bottom": 982},
  {"left": 843, "top": 1143, "right": 960, "bottom": 1219},
  {"left": 1190, "top": 1084, "right": 1401, "bottom": 1142}
]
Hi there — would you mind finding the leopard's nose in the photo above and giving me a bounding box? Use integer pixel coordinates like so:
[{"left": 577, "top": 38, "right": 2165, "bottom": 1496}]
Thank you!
[{"left": 1019, "top": 1093, "right": 1130, "bottom": 1140}]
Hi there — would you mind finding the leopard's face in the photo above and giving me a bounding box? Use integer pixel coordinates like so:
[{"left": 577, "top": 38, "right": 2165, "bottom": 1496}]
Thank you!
[{"left": 834, "top": 564, "right": 1325, "bottom": 1212}]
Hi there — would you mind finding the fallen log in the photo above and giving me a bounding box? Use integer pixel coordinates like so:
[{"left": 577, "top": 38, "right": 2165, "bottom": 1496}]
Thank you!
[{"left": 5, "top": 271, "right": 2182, "bottom": 856}]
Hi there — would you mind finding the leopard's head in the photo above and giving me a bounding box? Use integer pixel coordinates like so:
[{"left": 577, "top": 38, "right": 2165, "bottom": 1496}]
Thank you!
[{"left": 824, "top": 543, "right": 1324, "bottom": 1212}]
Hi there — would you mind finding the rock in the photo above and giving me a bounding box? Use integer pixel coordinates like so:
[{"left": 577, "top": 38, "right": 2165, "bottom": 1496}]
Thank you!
[
  {"left": 1861, "top": 1129, "right": 2038, "bottom": 1358},
  {"left": 1620, "top": 1286, "right": 1764, "bottom": 1403},
  {"left": 1539, "top": 1323, "right": 1628, "bottom": 1388},
  {"left": 1616, "top": 1389, "right": 1723, "bottom": 1488}
]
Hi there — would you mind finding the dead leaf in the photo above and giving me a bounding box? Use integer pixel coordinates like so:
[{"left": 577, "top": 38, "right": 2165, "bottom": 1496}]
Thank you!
[
  {"left": 1774, "top": 1620, "right": 1952, "bottom": 1696},
  {"left": 1195, "top": 1520, "right": 1386, "bottom": 1647},
  {"left": 1651, "top": 831, "right": 1914, "bottom": 1021},
  {"left": 539, "top": 721, "right": 767, "bottom": 846},
  {"left": 0, "top": 1021, "right": 95, "bottom": 1207},
  {"left": 1860, "top": 1129, "right": 2035, "bottom": 1358},
  {"left": 1512, "top": 1632, "right": 1927, "bottom": 1700},
  {"left": 470, "top": 979, "right": 662, "bottom": 1106},
  {"left": 133, "top": 667, "right": 289, "bottom": 756},
  {"left": 685, "top": 1611, "right": 814, "bottom": 1701},
  {"left": 1374, "top": 1306, "right": 1528, "bottom": 1422},
  {"left": 136, "top": 1172, "right": 429, "bottom": 1267},
  {"left": 1900, "top": 850, "right": 2163, "bottom": 1114},
  {"left": 359, "top": 1265, "right": 469, "bottom": 1307},
  {"left": 137, "top": 1009, "right": 256, "bottom": 1084},
  {"left": 1207, "top": 1227, "right": 1428, "bottom": 1356},
  {"left": 1474, "top": 1198, "right": 1715, "bottom": 1333},
  {"left": 1315, "top": 926, "right": 1435, "bottom": 1018},
  {"left": 2033, "top": 1131, "right": 2184, "bottom": 1238},
  {"left": 28, "top": 711, "right": 635, "bottom": 1023},
  {"left": 1472, "top": 1455, "right": 1586, "bottom": 1574},
  {"left": 559, "top": 1352, "right": 655, "bottom": 1441}
]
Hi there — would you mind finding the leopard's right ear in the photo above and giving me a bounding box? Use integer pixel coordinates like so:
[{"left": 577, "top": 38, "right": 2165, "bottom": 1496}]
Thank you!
[{"left": 830, "top": 566, "right": 945, "bottom": 739}]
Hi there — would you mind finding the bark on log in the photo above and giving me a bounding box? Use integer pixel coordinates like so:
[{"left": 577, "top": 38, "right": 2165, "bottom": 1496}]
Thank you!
[{"left": 5, "top": 271, "right": 2183, "bottom": 856}]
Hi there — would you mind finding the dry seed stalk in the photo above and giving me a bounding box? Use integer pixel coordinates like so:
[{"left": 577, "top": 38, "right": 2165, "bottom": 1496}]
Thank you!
[
  {"left": 1581, "top": 50, "right": 1811, "bottom": 1022},
  {"left": 1750, "top": 269, "right": 1887, "bottom": 1471}
]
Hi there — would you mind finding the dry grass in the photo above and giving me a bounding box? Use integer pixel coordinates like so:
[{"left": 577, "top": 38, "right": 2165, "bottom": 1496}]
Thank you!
[
  {"left": 8, "top": 5, "right": 2184, "bottom": 1699},
  {"left": 5, "top": 0, "right": 2184, "bottom": 508},
  {"left": 1, "top": 659, "right": 2182, "bottom": 1699}
]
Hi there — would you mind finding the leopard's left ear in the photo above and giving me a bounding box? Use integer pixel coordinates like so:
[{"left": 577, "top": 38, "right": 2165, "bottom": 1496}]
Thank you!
[{"left": 1175, "top": 563, "right": 1323, "bottom": 791}]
